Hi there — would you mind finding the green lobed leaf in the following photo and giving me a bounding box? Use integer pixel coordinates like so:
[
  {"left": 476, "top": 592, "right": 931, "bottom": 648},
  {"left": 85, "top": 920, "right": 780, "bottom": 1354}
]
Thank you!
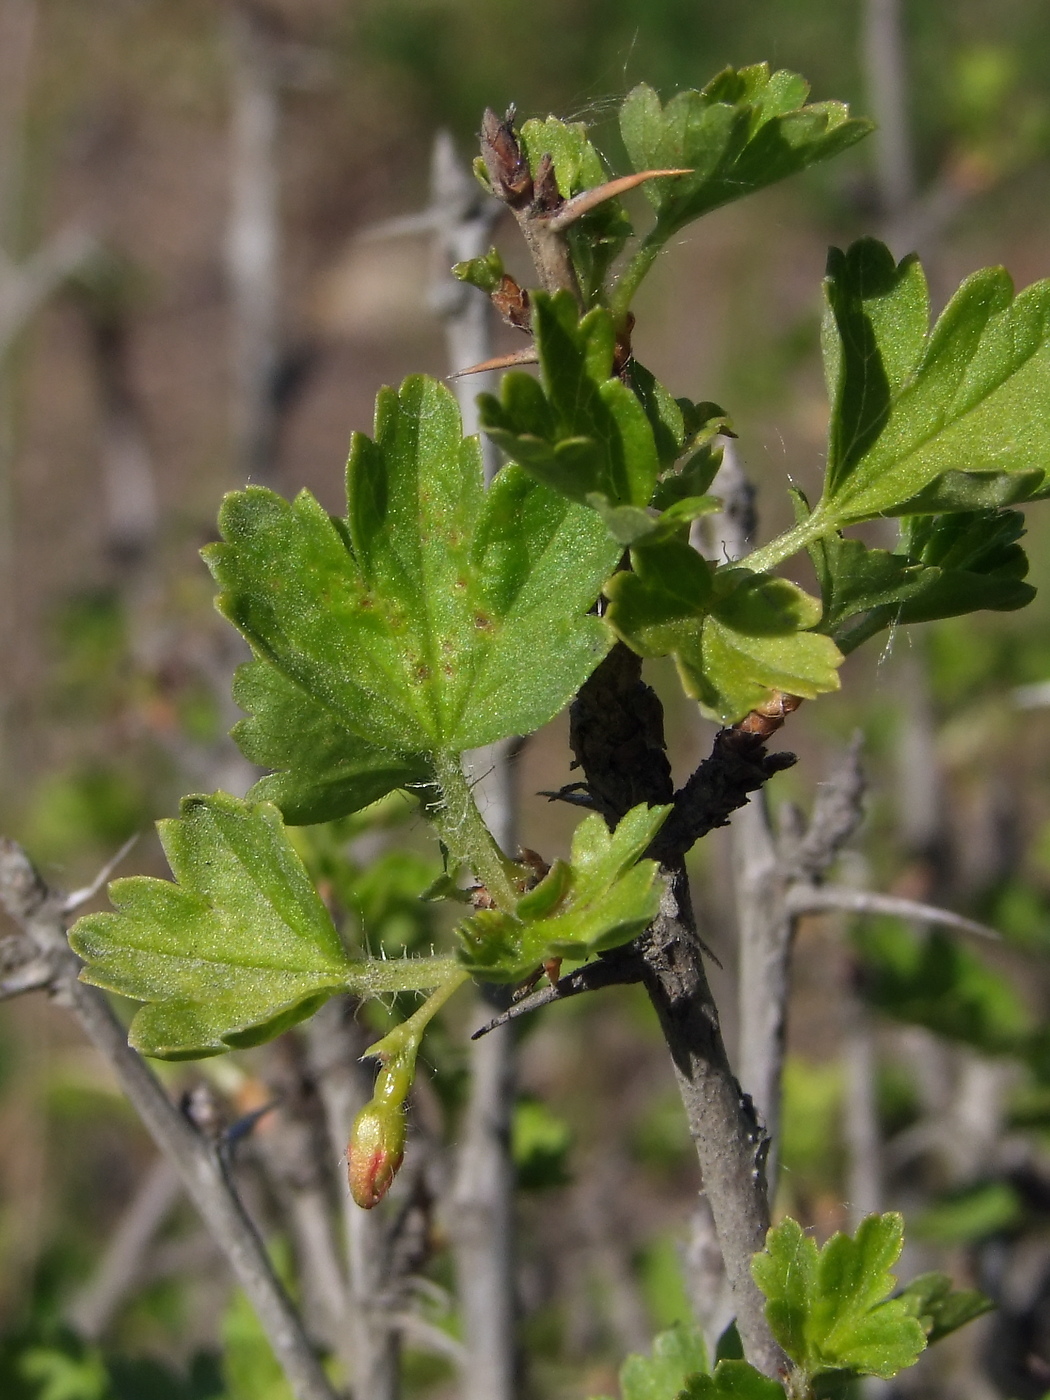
[
  {"left": 619, "top": 67, "right": 871, "bottom": 248},
  {"left": 478, "top": 293, "right": 661, "bottom": 514},
  {"left": 629, "top": 362, "right": 691, "bottom": 470},
  {"left": 457, "top": 803, "right": 670, "bottom": 982},
  {"left": 629, "top": 365, "right": 731, "bottom": 478},
  {"left": 809, "top": 534, "right": 935, "bottom": 634},
  {"left": 819, "top": 239, "right": 1050, "bottom": 526},
  {"left": 892, "top": 508, "right": 1035, "bottom": 624},
  {"left": 232, "top": 660, "right": 431, "bottom": 826},
  {"left": 751, "top": 1214, "right": 927, "bottom": 1380},
  {"left": 616, "top": 1322, "right": 710, "bottom": 1400},
  {"left": 519, "top": 116, "right": 632, "bottom": 303},
  {"left": 680, "top": 1361, "right": 785, "bottom": 1400},
  {"left": 810, "top": 506, "right": 1034, "bottom": 645},
  {"left": 208, "top": 376, "right": 620, "bottom": 799},
  {"left": 69, "top": 793, "right": 458, "bottom": 1059},
  {"left": 895, "top": 1272, "right": 995, "bottom": 1345},
  {"left": 605, "top": 548, "right": 843, "bottom": 724},
  {"left": 589, "top": 494, "right": 722, "bottom": 547}
]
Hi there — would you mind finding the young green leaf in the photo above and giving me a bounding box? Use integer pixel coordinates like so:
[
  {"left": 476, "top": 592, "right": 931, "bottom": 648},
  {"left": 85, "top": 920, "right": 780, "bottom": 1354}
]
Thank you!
[
  {"left": 896, "top": 1272, "right": 994, "bottom": 1345},
  {"left": 818, "top": 239, "right": 1050, "bottom": 526},
  {"left": 628, "top": 362, "right": 692, "bottom": 471},
  {"left": 232, "top": 660, "right": 432, "bottom": 825},
  {"left": 891, "top": 508, "right": 1035, "bottom": 623},
  {"left": 605, "top": 546, "right": 843, "bottom": 724},
  {"left": 457, "top": 803, "right": 670, "bottom": 982},
  {"left": 628, "top": 365, "right": 732, "bottom": 478},
  {"left": 751, "top": 1214, "right": 927, "bottom": 1381},
  {"left": 208, "top": 376, "right": 620, "bottom": 786},
  {"left": 616, "top": 1322, "right": 710, "bottom": 1400},
  {"left": 452, "top": 245, "right": 506, "bottom": 294},
  {"left": 68, "top": 793, "right": 458, "bottom": 1059},
  {"left": 478, "top": 292, "right": 660, "bottom": 514},
  {"left": 614, "top": 67, "right": 870, "bottom": 311},
  {"left": 812, "top": 508, "right": 1035, "bottom": 650},
  {"left": 680, "top": 1361, "right": 785, "bottom": 1400}
]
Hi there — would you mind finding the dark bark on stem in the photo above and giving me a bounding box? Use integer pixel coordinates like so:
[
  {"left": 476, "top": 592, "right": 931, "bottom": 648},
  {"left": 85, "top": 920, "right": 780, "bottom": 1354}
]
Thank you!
[
  {"left": 470, "top": 947, "right": 642, "bottom": 1037},
  {"left": 733, "top": 795, "right": 792, "bottom": 1180},
  {"left": 479, "top": 108, "right": 583, "bottom": 306}
]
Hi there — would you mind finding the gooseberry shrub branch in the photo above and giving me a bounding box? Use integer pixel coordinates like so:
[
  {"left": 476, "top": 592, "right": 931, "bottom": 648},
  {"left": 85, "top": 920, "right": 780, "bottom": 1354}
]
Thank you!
[{"left": 64, "top": 61, "right": 1050, "bottom": 1395}]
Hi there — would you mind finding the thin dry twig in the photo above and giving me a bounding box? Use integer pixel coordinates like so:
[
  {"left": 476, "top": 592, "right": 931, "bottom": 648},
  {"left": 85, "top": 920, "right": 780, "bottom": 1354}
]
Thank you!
[
  {"left": 786, "top": 885, "right": 1001, "bottom": 941},
  {"left": 0, "top": 838, "right": 339, "bottom": 1400},
  {"left": 62, "top": 833, "right": 139, "bottom": 913},
  {"left": 471, "top": 948, "right": 643, "bottom": 1038}
]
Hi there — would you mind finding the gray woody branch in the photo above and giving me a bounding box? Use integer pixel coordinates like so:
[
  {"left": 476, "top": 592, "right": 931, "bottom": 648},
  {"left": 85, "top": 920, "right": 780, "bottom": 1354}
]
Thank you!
[{"left": 0, "top": 838, "right": 339, "bottom": 1400}]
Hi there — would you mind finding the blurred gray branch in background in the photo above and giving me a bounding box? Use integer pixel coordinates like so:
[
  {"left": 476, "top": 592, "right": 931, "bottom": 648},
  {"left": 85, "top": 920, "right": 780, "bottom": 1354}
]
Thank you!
[
  {"left": 426, "top": 130, "right": 519, "bottom": 1400},
  {"left": 67, "top": 1158, "right": 182, "bottom": 1340},
  {"left": 0, "top": 225, "right": 97, "bottom": 358},
  {"left": 862, "top": 0, "right": 916, "bottom": 221},
  {"left": 306, "top": 997, "right": 400, "bottom": 1400},
  {"left": 227, "top": 1, "right": 282, "bottom": 484},
  {"left": 363, "top": 123, "right": 520, "bottom": 1400}
]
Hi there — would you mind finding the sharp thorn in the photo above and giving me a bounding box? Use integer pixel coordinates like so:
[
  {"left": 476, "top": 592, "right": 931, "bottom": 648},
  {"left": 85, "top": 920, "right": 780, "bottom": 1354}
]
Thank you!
[{"left": 546, "top": 169, "right": 692, "bottom": 231}]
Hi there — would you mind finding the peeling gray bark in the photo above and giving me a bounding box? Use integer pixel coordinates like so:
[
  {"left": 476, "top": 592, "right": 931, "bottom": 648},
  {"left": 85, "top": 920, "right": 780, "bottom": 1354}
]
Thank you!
[
  {"left": 733, "top": 794, "right": 793, "bottom": 1178},
  {"left": 638, "top": 868, "right": 785, "bottom": 1378}
]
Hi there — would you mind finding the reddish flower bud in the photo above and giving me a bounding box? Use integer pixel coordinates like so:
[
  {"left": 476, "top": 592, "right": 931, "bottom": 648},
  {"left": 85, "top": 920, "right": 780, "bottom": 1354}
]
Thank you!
[{"left": 347, "top": 1102, "right": 406, "bottom": 1209}]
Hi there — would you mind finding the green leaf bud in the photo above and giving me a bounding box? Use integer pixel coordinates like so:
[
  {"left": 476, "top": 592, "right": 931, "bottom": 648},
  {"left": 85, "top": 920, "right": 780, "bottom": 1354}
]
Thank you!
[{"left": 452, "top": 246, "right": 505, "bottom": 294}]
